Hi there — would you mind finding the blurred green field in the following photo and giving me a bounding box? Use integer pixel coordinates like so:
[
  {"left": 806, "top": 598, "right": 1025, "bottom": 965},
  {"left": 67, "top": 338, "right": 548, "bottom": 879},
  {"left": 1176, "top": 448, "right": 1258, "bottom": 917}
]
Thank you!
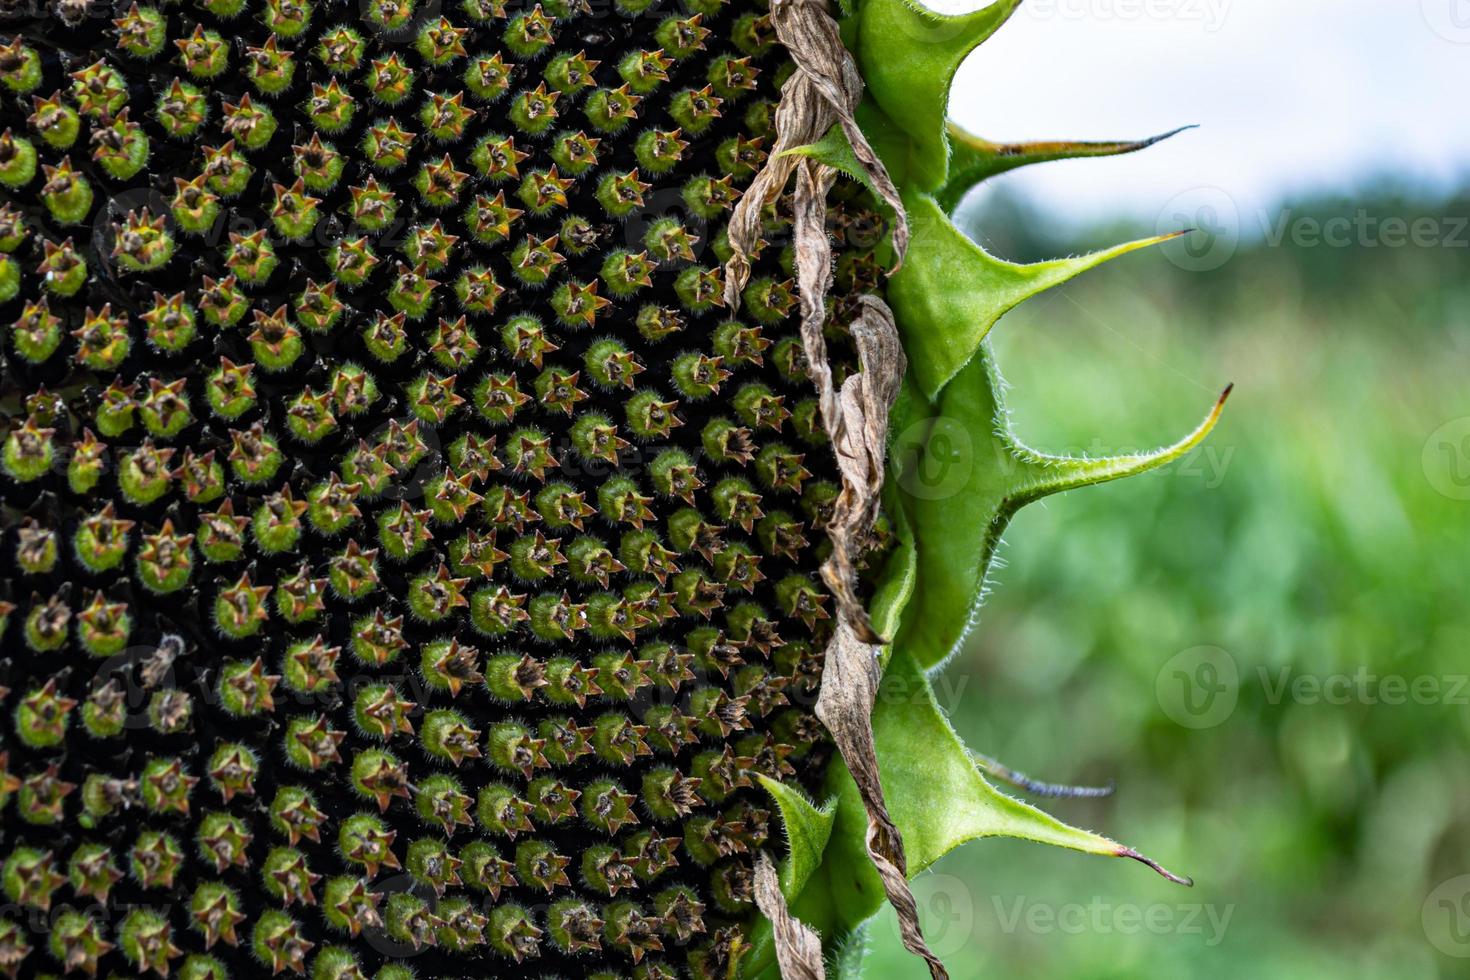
[{"left": 862, "top": 190, "right": 1470, "bottom": 978}]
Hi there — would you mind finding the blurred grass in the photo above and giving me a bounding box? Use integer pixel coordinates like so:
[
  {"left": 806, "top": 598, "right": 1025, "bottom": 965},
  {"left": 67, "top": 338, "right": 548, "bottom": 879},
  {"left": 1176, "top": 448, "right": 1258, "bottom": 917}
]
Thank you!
[{"left": 862, "top": 190, "right": 1470, "bottom": 979}]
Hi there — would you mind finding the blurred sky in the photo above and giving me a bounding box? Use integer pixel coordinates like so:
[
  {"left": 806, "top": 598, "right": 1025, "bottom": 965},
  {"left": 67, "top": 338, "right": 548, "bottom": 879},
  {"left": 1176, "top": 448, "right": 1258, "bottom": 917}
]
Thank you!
[{"left": 937, "top": 0, "right": 1470, "bottom": 231}]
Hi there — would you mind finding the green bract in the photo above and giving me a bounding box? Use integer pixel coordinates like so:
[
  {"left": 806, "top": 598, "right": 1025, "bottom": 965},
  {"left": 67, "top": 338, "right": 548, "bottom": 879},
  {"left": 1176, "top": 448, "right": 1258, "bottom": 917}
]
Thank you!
[{"left": 737, "top": 0, "right": 1230, "bottom": 977}]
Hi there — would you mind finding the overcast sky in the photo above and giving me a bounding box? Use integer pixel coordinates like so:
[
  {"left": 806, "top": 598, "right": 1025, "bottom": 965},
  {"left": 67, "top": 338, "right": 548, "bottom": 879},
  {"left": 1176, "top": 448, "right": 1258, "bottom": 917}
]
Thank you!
[{"left": 939, "top": 0, "right": 1470, "bottom": 233}]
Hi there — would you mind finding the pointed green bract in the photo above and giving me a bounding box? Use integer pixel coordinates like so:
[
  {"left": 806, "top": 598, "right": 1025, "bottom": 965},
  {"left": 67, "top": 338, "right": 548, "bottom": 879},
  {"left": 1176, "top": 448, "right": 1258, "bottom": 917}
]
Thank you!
[
  {"left": 743, "top": 777, "right": 839, "bottom": 978},
  {"left": 760, "top": 648, "right": 1186, "bottom": 960},
  {"left": 831, "top": 926, "right": 871, "bottom": 978},
  {"left": 1006, "top": 387, "right": 1232, "bottom": 505},
  {"left": 760, "top": 776, "right": 839, "bottom": 898},
  {"left": 891, "top": 193, "right": 1184, "bottom": 402},
  {"left": 733, "top": 0, "right": 1225, "bottom": 973},
  {"left": 867, "top": 523, "right": 916, "bottom": 643},
  {"left": 782, "top": 134, "right": 1187, "bottom": 403},
  {"left": 937, "top": 123, "right": 1198, "bottom": 212},
  {"left": 893, "top": 348, "right": 1231, "bottom": 672},
  {"left": 872, "top": 652, "right": 1172, "bottom": 865},
  {"left": 782, "top": 123, "right": 898, "bottom": 220},
  {"left": 854, "top": 0, "right": 1023, "bottom": 190}
]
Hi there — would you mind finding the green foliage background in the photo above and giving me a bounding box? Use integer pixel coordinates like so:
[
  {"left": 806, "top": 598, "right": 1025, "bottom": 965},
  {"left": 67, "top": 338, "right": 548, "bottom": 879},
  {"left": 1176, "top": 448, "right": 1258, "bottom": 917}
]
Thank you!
[{"left": 863, "top": 187, "right": 1470, "bottom": 978}]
